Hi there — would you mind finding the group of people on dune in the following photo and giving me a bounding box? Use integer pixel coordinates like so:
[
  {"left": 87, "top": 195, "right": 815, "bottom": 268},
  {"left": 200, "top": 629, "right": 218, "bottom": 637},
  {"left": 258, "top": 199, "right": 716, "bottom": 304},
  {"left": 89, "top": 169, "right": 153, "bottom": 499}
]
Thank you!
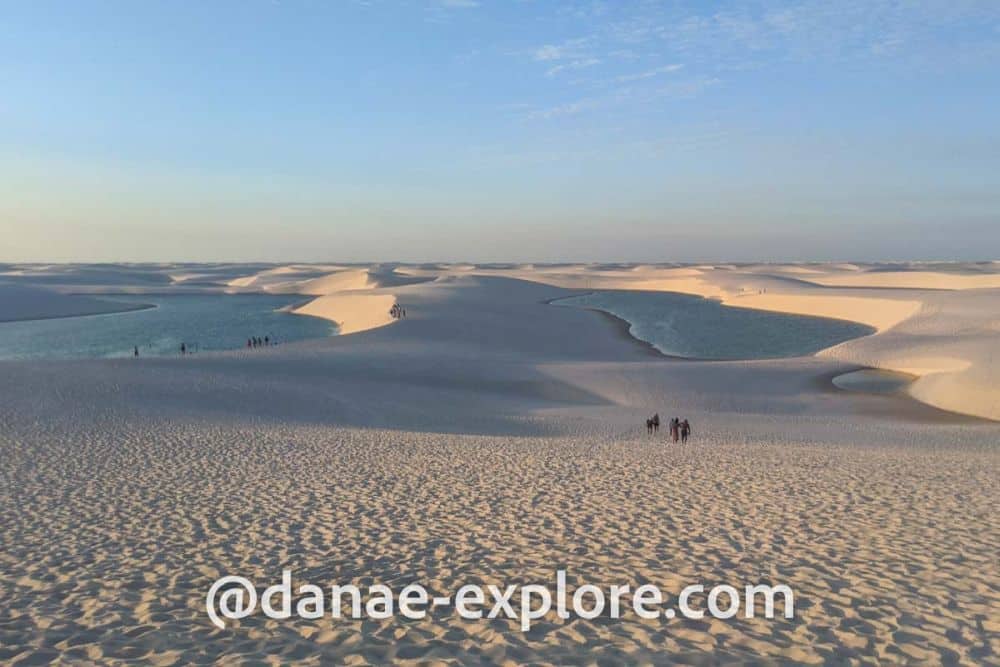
[
  {"left": 645, "top": 413, "right": 692, "bottom": 442},
  {"left": 389, "top": 303, "right": 406, "bottom": 320}
]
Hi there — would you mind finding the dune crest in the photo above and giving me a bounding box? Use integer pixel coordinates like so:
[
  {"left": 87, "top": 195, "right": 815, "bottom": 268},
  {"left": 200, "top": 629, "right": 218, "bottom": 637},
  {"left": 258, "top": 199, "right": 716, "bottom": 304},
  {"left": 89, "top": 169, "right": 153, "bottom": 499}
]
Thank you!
[{"left": 293, "top": 269, "right": 376, "bottom": 295}]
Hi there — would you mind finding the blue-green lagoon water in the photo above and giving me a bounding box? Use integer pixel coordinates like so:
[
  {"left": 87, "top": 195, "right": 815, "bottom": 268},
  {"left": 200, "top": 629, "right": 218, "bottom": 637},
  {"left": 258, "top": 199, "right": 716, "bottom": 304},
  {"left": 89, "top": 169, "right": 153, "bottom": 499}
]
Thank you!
[
  {"left": 555, "top": 290, "right": 874, "bottom": 360},
  {"left": 0, "top": 294, "right": 335, "bottom": 360},
  {"left": 832, "top": 369, "right": 913, "bottom": 394}
]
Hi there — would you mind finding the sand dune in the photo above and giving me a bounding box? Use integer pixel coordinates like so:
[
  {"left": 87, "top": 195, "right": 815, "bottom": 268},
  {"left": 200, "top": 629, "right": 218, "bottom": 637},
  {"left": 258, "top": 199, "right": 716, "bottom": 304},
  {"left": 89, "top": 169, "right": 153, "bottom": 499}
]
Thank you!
[
  {"left": 726, "top": 293, "right": 922, "bottom": 333},
  {"left": 292, "top": 293, "right": 398, "bottom": 335},
  {"left": 291, "top": 268, "right": 376, "bottom": 295},
  {"left": 808, "top": 270, "right": 1000, "bottom": 290},
  {"left": 2, "top": 419, "right": 996, "bottom": 665},
  {"left": 251, "top": 266, "right": 430, "bottom": 296}
]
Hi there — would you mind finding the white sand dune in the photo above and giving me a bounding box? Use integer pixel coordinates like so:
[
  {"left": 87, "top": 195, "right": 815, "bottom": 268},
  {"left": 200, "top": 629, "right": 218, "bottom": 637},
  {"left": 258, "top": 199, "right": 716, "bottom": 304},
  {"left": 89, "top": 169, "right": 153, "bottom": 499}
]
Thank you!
[
  {"left": 287, "top": 268, "right": 376, "bottom": 295},
  {"left": 292, "top": 292, "right": 398, "bottom": 335},
  {"left": 230, "top": 266, "right": 432, "bottom": 334},
  {"left": 728, "top": 292, "right": 922, "bottom": 332},
  {"left": 0, "top": 262, "right": 997, "bottom": 665},
  {"left": 808, "top": 269, "right": 1000, "bottom": 290},
  {"left": 237, "top": 265, "right": 431, "bottom": 297}
]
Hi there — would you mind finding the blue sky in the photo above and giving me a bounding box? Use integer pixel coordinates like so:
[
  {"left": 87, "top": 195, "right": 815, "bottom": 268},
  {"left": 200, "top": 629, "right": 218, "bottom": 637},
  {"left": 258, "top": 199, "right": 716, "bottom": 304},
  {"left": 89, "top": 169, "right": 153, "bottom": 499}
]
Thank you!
[{"left": 1, "top": 0, "right": 998, "bottom": 262}]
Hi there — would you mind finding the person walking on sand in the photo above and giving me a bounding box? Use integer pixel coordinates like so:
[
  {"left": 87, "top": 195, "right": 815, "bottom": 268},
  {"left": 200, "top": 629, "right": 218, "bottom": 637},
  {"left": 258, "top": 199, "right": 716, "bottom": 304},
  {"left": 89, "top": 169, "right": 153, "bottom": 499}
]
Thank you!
[
  {"left": 134, "top": 345, "right": 139, "bottom": 358},
  {"left": 646, "top": 417, "right": 653, "bottom": 435},
  {"left": 680, "top": 419, "right": 691, "bottom": 443},
  {"left": 180, "top": 342, "right": 186, "bottom": 355},
  {"left": 670, "top": 417, "right": 680, "bottom": 443},
  {"left": 652, "top": 413, "right": 660, "bottom": 434}
]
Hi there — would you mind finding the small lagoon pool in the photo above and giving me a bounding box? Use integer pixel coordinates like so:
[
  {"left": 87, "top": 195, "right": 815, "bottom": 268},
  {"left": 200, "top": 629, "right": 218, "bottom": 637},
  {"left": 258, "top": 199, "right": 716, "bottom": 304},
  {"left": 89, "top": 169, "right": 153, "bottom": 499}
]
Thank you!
[
  {"left": 555, "top": 290, "right": 874, "bottom": 360},
  {"left": 832, "top": 369, "right": 914, "bottom": 394},
  {"left": 0, "top": 294, "right": 335, "bottom": 360}
]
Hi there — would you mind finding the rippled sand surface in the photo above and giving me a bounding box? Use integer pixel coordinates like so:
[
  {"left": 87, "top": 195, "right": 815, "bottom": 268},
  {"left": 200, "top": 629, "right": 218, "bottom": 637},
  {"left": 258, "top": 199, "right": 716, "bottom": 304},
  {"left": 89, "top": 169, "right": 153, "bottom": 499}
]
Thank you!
[{"left": 2, "top": 414, "right": 997, "bottom": 665}]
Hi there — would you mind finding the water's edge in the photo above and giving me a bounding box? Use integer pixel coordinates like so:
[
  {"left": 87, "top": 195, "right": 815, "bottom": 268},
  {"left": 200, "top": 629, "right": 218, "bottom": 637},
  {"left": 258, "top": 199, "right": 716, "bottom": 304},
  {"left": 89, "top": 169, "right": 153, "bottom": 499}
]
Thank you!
[
  {"left": 548, "top": 290, "right": 874, "bottom": 361},
  {"left": 0, "top": 302, "right": 156, "bottom": 324}
]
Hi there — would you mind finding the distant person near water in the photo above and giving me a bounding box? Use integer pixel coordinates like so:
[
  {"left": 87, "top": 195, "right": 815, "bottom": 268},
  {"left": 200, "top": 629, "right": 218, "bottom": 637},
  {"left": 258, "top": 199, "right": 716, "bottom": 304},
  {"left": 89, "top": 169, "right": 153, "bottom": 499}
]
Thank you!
[
  {"left": 680, "top": 419, "right": 691, "bottom": 443},
  {"left": 133, "top": 345, "right": 139, "bottom": 358},
  {"left": 246, "top": 335, "right": 274, "bottom": 351},
  {"left": 670, "top": 417, "right": 680, "bottom": 443}
]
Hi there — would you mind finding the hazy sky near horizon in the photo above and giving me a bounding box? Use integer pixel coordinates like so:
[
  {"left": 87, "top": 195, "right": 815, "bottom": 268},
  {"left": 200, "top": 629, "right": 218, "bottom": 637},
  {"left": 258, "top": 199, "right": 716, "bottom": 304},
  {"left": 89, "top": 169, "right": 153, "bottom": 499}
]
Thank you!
[{"left": 2, "top": 0, "right": 999, "bottom": 262}]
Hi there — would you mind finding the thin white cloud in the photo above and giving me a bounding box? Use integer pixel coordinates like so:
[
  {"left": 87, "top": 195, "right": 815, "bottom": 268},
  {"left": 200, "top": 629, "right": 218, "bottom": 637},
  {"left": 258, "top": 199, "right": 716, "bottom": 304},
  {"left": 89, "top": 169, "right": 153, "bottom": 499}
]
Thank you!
[
  {"left": 527, "top": 76, "right": 721, "bottom": 120},
  {"left": 532, "top": 38, "right": 591, "bottom": 62},
  {"left": 436, "top": 0, "right": 479, "bottom": 7},
  {"left": 580, "top": 0, "right": 1000, "bottom": 71},
  {"left": 616, "top": 63, "right": 683, "bottom": 82},
  {"left": 527, "top": 98, "right": 598, "bottom": 120},
  {"left": 546, "top": 58, "right": 601, "bottom": 77}
]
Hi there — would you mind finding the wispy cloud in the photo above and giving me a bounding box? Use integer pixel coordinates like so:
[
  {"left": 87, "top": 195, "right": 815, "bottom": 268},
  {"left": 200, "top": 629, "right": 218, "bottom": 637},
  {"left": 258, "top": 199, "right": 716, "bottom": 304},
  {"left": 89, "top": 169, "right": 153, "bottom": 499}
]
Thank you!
[
  {"left": 532, "top": 0, "right": 1000, "bottom": 75},
  {"left": 546, "top": 58, "right": 601, "bottom": 77},
  {"left": 532, "top": 38, "right": 592, "bottom": 62},
  {"left": 527, "top": 76, "right": 720, "bottom": 120},
  {"left": 616, "top": 63, "right": 683, "bottom": 82},
  {"left": 436, "top": 0, "right": 479, "bottom": 8},
  {"left": 508, "top": 1, "right": 998, "bottom": 123},
  {"left": 528, "top": 99, "right": 599, "bottom": 121}
]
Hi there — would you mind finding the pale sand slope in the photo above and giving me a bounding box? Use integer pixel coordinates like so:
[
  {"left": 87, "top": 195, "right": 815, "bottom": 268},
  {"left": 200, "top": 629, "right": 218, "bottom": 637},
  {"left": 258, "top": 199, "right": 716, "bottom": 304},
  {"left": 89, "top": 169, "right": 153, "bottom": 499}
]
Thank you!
[
  {"left": 807, "top": 270, "right": 1000, "bottom": 290},
  {"left": 0, "top": 271, "right": 998, "bottom": 665},
  {"left": 420, "top": 263, "right": 998, "bottom": 420},
  {"left": 292, "top": 293, "right": 398, "bottom": 335},
  {"left": 0, "top": 283, "right": 152, "bottom": 322}
]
